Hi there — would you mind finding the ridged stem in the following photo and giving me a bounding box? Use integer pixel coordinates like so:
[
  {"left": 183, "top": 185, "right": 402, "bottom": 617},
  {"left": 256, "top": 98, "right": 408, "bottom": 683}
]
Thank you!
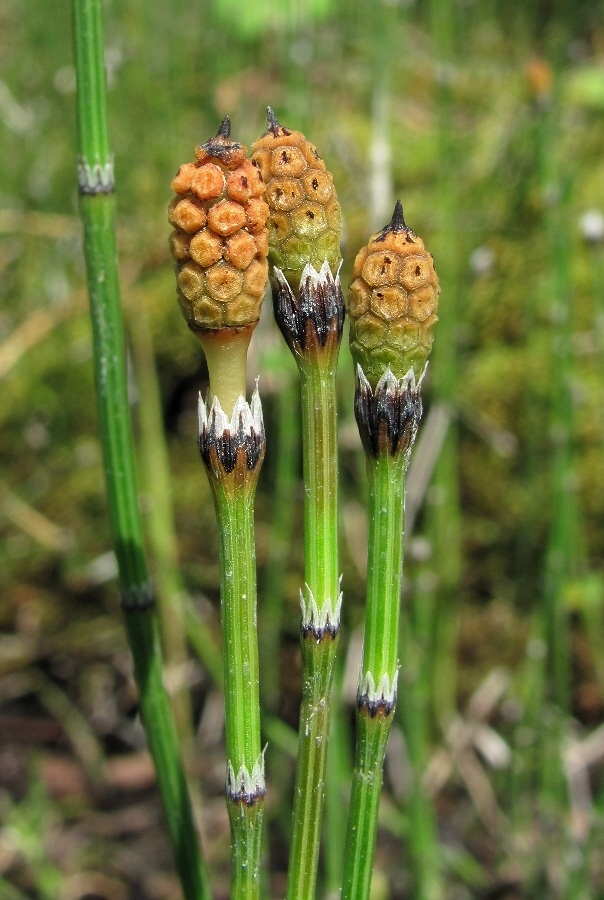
[
  {"left": 299, "top": 360, "right": 340, "bottom": 609},
  {"left": 324, "top": 665, "right": 351, "bottom": 897},
  {"left": 361, "top": 452, "right": 405, "bottom": 683},
  {"left": 271, "top": 265, "right": 344, "bottom": 900},
  {"left": 201, "top": 400, "right": 265, "bottom": 900},
  {"left": 342, "top": 450, "right": 406, "bottom": 900},
  {"left": 72, "top": 2, "right": 209, "bottom": 897},
  {"left": 289, "top": 625, "right": 340, "bottom": 897},
  {"left": 286, "top": 354, "right": 341, "bottom": 900}
]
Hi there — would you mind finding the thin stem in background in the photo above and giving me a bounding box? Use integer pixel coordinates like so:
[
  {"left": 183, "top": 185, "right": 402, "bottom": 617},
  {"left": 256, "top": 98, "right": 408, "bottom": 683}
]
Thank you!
[
  {"left": 128, "top": 303, "right": 194, "bottom": 759},
  {"left": 260, "top": 366, "right": 300, "bottom": 713},
  {"left": 535, "top": 70, "right": 585, "bottom": 894},
  {"left": 71, "top": 2, "right": 209, "bottom": 897},
  {"left": 535, "top": 74, "right": 577, "bottom": 721},
  {"left": 425, "top": 0, "right": 463, "bottom": 731},
  {"left": 398, "top": 601, "right": 443, "bottom": 900}
]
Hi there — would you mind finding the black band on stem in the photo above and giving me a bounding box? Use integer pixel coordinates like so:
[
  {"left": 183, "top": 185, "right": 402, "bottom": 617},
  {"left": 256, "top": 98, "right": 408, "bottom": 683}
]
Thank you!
[
  {"left": 120, "top": 579, "right": 156, "bottom": 611},
  {"left": 354, "top": 366, "right": 423, "bottom": 462},
  {"left": 198, "top": 392, "right": 265, "bottom": 476},
  {"left": 272, "top": 263, "right": 345, "bottom": 356}
]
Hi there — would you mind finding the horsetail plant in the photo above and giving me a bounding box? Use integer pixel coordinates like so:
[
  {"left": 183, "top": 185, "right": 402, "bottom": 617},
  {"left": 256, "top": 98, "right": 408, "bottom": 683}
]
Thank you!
[
  {"left": 252, "top": 108, "right": 344, "bottom": 899},
  {"left": 75, "top": 18, "right": 442, "bottom": 884},
  {"left": 342, "top": 202, "right": 439, "bottom": 899},
  {"left": 169, "top": 118, "right": 269, "bottom": 898},
  {"left": 71, "top": 2, "right": 210, "bottom": 898}
]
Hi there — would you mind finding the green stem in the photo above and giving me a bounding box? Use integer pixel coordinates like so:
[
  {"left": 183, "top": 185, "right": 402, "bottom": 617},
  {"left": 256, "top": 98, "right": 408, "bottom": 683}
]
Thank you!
[
  {"left": 542, "top": 138, "right": 575, "bottom": 716},
  {"left": 324, "top": 662, "right": 352, "bottom": 898},
  {"left": 290, "top": 628, "right": 340, "bottom": 895},
  {"left": 128, "top": 304, "right": 194, "bottom": 758},
  {"left": 361, "top": 452, "right": 405, "bottom": 684},
  {"left": 286, "top": 354, "right": 341, "bottom": 900},
  {"left": 72, "top": 3, "right": 209, "bottom": 897},
  {"left": 214, "top": 480, "right": 263, "bottom": 778},
  {"left": 427, "top": 0, "right": 462, "bottom": 730},
  {"left": 260, "top": 369, "right": 300, "bottom": 711},
  {"left": 300, "top": 360, "right": 340, "bottom": 609},
  {"left": 398, "top": 617, "right": 442, "bottom": 900},
  {"left": 202, "top": 402, "right": 265, "bottom": 900},
  {"left": 342, "top": 450, "right": 406, "bottom": 900}
]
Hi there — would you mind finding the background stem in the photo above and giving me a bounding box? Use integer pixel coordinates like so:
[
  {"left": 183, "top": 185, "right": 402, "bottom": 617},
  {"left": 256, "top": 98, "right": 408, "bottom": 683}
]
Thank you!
[
  {"left": 128, "top": 304, "right": 194, "bottom": 759},
  {"left": 72, "top": 2, "right": 209, "bottom": 897}
]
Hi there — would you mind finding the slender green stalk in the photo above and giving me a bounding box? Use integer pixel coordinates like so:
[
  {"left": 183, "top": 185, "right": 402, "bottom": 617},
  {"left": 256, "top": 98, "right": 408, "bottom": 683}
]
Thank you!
[
  {"left": 216, "top": 482, "right": 263, "bottom": 897},
  {"left": 541, "top": 131, "right": 576, "bottom": 717},
  {"left": 260, "top": 367, "right": 300, "bottom": 712},
  {"left": 299, "top": 359, "right": 340, "bottom": 613},
  {"left": 324, "top": 664, "right": 352, "bottom": 898},
  {"left": 290, "top": 609, "right": 340, "bottom": 898},
  {"left": 534, "top": 79, "right": 580, "bottom": 891},
  {"left": 342, "top": 451, "right": 405, "bottom": 899},
  {"left": 199, "top": 392, "right": 266, "bottom": 899},
  {"left": 72, "top": 3, "right": 209, "bottom": 897},
  {"left": 425, "top": 0, "right": 462, "bottom": 729},
  {"left": 342, "top": 368, "right": 424, "bottom": 900},
  {"left": 271, "top": 265, "right": 344, "bottom": 900},
  {"left": 360, "top": 452, "right": 405, "bottom": 685},
  {"left": 398, "top": 609, "right": 442, "bottom": 900},
  {"left": 287, "top": 349, "right": 341, "bottom": 900},
  {"left": 128, "top": 304, "right": 194, "bottom": 757}
]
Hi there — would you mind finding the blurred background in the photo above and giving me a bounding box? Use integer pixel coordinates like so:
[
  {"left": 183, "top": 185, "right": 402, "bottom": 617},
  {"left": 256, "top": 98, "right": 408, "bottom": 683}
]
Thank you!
[{"left": 1, "top": 0, "right": 603, "bottom": 897}]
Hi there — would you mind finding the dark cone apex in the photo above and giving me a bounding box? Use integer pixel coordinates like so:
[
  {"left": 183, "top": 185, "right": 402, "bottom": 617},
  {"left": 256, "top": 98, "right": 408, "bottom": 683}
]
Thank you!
[
  {"left": 375, "top": 200, "right": 415, "bottom": 243},
  {"left": 199, "top": 116, "right": 243, "bottom": 161},
  {"left": 266, "top": 106, "right": 281, "bottom": 134},
  {"left": 216, "top": 115, "right": 231, "bottom": 138},
  {"left": 265, "top": 106, "right": 291, "bottom": 138},
  {"left": 390, "top": 200, "right": 406, "bottom": 230},
  {"left": 266, "top": 106, "right": 281, "bottom": 135}
]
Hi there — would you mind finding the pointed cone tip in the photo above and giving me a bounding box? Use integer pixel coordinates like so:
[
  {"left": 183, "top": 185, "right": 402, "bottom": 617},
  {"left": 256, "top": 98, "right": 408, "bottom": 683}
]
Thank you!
[
  {"left": 375, "top": 200, "right": 413, "bottom": 242},
  {"left": 266, "top": 106, "right": 281, "bottom": 135},
  {"left": 198, "top": 114, "right": 244, "bottom": 158},
  {"left": 216, "top": 115, "right": 231, "bottom": 138},
  {"left": 391, "top": 200, "right": 406, "bottom": 230}
]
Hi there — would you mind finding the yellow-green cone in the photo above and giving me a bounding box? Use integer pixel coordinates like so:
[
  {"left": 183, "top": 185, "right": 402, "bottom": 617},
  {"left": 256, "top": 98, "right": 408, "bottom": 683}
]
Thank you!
[
  {"left": 348, "top": 202, "right": 439, "bottom": 385},
  {"left": 251, "top": 108, "right": 342, "bottom": 290}
]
